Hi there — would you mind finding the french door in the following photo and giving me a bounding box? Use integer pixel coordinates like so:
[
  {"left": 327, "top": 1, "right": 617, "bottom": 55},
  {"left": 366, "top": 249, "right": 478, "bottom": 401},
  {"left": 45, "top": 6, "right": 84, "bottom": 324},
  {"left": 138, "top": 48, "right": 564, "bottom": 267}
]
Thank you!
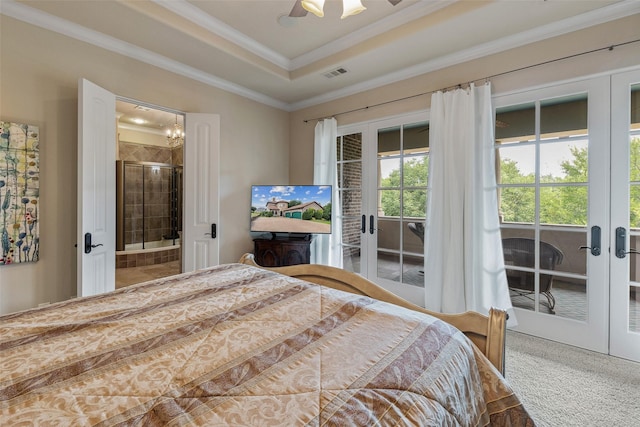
[
  {"left": 337, "top": 112, "right": 429, "bottom": 306},
  {"left": 494, "top": 77, "right": 610, "bottom": 353},
  {"left": 610, "top": 68, "right": 640, "bottom": 362},
  {"left": 496, "top": 70, "right": 640, "bottom": 362}
]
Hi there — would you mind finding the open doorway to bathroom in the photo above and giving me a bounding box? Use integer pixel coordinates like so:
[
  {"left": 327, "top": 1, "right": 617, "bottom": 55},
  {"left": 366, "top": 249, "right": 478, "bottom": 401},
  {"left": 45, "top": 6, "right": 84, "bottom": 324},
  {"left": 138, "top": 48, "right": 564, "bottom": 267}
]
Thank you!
[{"left": 114, "top": 100, "right": 184, "bottom": 288}]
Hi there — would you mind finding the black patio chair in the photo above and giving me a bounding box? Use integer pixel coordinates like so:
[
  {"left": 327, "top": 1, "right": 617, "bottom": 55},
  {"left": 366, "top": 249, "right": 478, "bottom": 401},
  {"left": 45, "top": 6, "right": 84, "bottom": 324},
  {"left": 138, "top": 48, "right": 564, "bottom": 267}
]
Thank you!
[{"left": 502, "top": 237, "right": 564, "bottom": 314}]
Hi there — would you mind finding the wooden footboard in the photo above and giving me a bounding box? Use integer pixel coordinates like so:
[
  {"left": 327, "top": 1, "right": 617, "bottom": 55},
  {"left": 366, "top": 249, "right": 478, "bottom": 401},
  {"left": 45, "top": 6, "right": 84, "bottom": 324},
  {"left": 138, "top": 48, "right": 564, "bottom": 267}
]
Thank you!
[{"left": 239, "top": 253, "right": 507, "bottom": 375}]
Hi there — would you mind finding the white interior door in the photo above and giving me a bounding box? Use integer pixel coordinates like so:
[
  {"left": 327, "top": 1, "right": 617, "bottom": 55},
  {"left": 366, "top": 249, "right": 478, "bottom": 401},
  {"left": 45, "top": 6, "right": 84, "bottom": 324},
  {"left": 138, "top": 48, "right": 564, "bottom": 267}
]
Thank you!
[
  {"left": 182, "top": 113, "right": 220, "bottom": 272},
  {"left": 77, "top": 78, "right": 116, "bottom": 297},
  {"left": 610, "top": 69, "right": 640, "bottom": 362}
]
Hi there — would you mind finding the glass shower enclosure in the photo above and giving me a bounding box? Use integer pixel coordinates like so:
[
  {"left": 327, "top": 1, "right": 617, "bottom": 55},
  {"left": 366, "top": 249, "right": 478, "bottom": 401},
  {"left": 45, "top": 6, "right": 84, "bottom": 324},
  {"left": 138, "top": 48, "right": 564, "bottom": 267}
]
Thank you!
[{"left": 116, "top": 161, "right": 183, "bottom": 251}]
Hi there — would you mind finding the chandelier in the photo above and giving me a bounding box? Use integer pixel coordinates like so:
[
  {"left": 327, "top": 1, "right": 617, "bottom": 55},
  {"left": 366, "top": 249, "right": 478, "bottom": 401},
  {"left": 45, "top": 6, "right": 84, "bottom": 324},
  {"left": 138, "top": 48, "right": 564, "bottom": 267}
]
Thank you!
[
  {"left": 302, "top": 0, "right": 366, "bottom": 19},
  {"left": 166, "top": 115, "right": 184, "bottom": 147}
]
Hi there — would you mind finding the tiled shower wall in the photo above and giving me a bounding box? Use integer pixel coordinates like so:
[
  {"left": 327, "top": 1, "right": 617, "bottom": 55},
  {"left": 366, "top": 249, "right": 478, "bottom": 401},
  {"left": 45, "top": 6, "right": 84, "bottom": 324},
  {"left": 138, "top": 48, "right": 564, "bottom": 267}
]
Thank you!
[
  {"left": 123, "top": 164, "right": 173, "bottom": 244},
  {"left": 119, "top": 142, "right": 182, "bottom": 164},
  {"left": 119, "top": 142, "right": 183, "bottom": 246}
]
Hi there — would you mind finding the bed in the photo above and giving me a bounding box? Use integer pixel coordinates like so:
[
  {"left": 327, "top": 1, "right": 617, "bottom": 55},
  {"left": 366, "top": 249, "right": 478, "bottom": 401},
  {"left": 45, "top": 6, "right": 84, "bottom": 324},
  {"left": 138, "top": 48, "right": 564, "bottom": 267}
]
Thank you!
[{"left": 1, "top": 257, "right": 533, "bottom": 426}]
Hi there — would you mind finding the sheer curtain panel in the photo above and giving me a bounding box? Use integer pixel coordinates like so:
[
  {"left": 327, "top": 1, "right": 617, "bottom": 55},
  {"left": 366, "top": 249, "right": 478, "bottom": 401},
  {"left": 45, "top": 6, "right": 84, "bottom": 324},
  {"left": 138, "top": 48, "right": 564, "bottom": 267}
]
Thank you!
[
  {"left": 312, "top": 118, "right": 342, "bottom": 267},
  {"left": 425, "top": 83, "right": 514, "bottom": 322}
]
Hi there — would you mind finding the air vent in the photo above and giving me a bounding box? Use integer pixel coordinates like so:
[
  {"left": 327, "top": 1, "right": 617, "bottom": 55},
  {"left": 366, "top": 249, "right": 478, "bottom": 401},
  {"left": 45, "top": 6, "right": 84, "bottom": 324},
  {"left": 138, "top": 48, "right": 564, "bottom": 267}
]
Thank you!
[
  {"left": 134, "top": 105, "right": 151, "bottom": 111},
  {"left": 323, "top": 67, "right": 348, "bottom": 79}
]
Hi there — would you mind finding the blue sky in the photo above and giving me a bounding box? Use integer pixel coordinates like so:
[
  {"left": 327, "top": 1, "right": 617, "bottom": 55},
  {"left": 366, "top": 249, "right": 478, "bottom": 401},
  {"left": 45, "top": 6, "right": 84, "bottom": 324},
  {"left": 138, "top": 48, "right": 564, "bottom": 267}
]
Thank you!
[{"left": 251, "top": 185, "right": 331, "bottom": 208}]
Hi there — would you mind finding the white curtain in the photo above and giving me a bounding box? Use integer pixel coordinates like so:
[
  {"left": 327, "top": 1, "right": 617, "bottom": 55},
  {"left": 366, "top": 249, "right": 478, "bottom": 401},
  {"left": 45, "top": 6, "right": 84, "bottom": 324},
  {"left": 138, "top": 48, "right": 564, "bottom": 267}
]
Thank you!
[
  {"left": 424, "top": 83, "right": 514, "bottom": 322},
  {"left": 312, "top": 118, "right": 342, "bottom": 267}
]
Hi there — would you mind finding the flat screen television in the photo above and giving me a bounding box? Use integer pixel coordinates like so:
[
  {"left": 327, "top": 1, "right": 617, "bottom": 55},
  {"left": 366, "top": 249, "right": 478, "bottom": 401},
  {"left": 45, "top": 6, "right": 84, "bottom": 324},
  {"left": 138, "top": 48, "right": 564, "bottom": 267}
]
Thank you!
[{"left": 250, "top": 185, "right": 332, "bottom": 235}]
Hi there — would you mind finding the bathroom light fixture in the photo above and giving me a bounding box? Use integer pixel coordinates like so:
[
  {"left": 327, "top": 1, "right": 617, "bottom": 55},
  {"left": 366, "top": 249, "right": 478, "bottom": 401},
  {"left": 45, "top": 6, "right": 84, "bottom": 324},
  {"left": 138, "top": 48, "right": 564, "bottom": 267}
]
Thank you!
[
  {"left": 166, "top": 115, "right": 184, "bottom": 148},
  {"left": 301, "top": 0, "right": 366, "bottom": 19}
]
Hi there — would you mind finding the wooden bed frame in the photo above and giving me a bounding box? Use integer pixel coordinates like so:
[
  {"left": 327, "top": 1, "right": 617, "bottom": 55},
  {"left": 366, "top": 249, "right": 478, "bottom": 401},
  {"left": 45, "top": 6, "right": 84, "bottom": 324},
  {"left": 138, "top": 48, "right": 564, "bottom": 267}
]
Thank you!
[{"left": 239, "top": 253, "right": 507, "bottom": 375}]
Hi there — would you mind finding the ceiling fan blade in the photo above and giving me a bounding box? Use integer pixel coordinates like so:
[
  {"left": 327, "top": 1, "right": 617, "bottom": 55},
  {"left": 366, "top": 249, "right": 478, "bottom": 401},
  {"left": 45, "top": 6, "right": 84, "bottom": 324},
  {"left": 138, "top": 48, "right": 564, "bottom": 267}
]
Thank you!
[
  {"left": 289, "top": 0, "right": 308, "bottom": 17},
  {"left": 388, "top": 0, "right": 402, "bottom": 5}
]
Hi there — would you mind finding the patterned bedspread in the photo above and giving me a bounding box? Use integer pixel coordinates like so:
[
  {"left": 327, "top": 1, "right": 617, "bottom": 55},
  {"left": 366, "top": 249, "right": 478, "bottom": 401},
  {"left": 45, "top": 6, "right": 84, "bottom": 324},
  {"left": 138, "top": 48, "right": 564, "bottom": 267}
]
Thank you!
[{"left": 0, "top": 263, "right": 534, "bottom": 426}]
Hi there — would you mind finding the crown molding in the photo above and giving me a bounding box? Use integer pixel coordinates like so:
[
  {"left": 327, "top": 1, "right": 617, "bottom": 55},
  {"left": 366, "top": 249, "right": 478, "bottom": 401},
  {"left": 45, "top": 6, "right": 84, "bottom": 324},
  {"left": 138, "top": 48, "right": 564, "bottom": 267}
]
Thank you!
[
  {"left": 152, "top": 0, "right": 292, "bottom": 70},
  {"left": 0, "top": 0, "right": 289, "bottom": 111},
  {"left": 156, "top": 0, "right": 455, "bottom": 72},
  {"left": 290, "top": 0, "right": 640, "bottom": 111}
]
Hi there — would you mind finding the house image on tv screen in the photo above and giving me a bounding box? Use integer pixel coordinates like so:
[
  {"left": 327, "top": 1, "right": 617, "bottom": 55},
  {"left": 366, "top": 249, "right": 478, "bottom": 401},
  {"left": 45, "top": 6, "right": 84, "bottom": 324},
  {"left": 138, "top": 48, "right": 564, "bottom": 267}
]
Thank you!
[
  {"left": 267, "top": 199, "right": 324, "bottom": 219},
  {"left": 250, "top": 185, "right": 332, "bottom": 234}
]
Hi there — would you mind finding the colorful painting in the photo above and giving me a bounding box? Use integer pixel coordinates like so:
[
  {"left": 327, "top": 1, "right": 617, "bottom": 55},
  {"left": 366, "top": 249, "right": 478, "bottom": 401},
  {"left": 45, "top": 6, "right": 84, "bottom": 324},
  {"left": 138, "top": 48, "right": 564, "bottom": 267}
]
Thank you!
[{"left": 0, "top": 122, "right": 40, "bottom": 265}]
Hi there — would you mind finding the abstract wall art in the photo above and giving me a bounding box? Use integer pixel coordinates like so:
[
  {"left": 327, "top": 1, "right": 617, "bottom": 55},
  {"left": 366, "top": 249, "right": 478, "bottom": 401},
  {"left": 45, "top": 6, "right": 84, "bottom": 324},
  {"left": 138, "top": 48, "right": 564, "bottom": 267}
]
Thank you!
[{"left": 0, "top": 121, "right": 40, "bottom": 265}]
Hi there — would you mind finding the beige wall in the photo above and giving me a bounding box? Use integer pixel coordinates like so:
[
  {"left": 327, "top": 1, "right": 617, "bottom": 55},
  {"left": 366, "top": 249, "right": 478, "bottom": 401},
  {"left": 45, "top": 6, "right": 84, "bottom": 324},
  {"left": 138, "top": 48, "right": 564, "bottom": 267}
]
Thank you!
[
  {"left": 0, "top": 16, "right": 289, "bottom": 314},
  {"left": 289, "top": 14, "right": 640, "bottom": 183}
]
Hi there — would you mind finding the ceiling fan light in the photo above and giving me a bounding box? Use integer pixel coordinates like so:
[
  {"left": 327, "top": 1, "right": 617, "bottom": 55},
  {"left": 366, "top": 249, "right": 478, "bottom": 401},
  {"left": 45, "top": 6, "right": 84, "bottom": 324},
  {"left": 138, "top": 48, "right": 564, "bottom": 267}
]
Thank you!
[
  {"left": 341, "top": 0, "right": 366, "bottom": 19},
  {"left": 301, "top": 0, "right": 325, "bottom": 17}
]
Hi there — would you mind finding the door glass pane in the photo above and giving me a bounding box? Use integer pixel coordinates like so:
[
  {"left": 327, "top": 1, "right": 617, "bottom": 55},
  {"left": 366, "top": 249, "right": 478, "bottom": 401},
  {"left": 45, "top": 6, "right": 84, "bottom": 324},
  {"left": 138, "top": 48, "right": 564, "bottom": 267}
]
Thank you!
[
  {"left": 379, "top": 157, "right": 400, "bottom": 188},
  {"left": 377, "top": 220, "right": 400, "bottom": 282},
  {"left": 342, "top": 218, "right": 361, "bottom": 273},
  {"left": 629, "top": 231, "right": 640, "bottom": 329},
  {"left": 629, "top": 84, "right": 640, "bottom": 331},
  {"left": 630, "top": 184, "right": 640, "bottom": 229},
  {"left": 540, "top": 230, "right": 587, "bottom": 321},
  {"left": 403, "top": 221, "right": 424, "bottom": 287},
  {"left": 402, "top": 156, "right": 428, "bottom": 187},
  {"left": 501, "top": 230, "right": 535, "bottom": 313},
  {"left": 378, "top": 189, "right": 400, "bottom": 217},
  {"left": 497, "top": 144, "right": 535, "bottom": 184},
  {"left": 340, "top": 162, "right": 361, "bottom": 193},
  {"left": 379, "top": 126, "right": 400, "bottom": 153},
  {"left": 540, "top": 95, "right": 587, "bottom": 138},
  {"left": 340, "top": 133, "right": 362, "bottom": 161},
  {"left": 630, "top": 286, "right": 640, "bottom": 333},
  {"left": 404, "top": 122, "right": 429, "bottom": 153},
  {"left": 540, "top": 139, "right": 588, "bottom": 183},
  {"left": 341, "top": 188, "right": 361, "bottom": 216},
  {"left": 377, "top": 251, "right": 400, "bottom": 282},
  {"left": 495, "top": 102, "right": 535, "bottom": 144},
  {"left": 499, "top": 187, "right": 535, "bottom": 223},
  {"left": 402, "top": 189, "right": 427, "bottom": 218},
  {"left": 540, "top": 186, "right": 587, "bottom": 226},
  {"left": 337, "top": 133, "right": 363, "bottom": 274}
]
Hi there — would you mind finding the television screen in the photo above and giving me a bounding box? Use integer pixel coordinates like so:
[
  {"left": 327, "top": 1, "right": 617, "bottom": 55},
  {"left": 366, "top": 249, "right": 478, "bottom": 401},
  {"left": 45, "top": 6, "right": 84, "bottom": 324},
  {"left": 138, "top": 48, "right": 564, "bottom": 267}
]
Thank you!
[{"left": 250, "top": 185, "right": 332, "bottom": 235}]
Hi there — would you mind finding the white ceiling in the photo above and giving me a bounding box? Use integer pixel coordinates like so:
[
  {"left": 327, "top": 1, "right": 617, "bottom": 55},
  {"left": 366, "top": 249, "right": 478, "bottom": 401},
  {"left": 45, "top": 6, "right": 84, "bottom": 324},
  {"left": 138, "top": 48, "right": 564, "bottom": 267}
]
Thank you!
[{"left": 3, "top": 0, "right": 638, "bottom": 119}]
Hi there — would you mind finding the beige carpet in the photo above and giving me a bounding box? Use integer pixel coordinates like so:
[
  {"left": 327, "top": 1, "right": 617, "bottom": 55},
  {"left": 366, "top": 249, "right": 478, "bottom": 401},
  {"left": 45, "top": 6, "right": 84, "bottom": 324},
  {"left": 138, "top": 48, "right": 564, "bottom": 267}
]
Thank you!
[{"left": 505, "top": 331, "right": 640, "bottom": 426}]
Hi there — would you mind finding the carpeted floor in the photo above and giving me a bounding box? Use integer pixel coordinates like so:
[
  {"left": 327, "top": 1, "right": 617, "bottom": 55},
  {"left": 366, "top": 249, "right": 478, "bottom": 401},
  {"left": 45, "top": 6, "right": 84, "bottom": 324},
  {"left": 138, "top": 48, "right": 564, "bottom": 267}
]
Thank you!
[{"left": 505, "top": 330, "right": 640, "bottom": 426}]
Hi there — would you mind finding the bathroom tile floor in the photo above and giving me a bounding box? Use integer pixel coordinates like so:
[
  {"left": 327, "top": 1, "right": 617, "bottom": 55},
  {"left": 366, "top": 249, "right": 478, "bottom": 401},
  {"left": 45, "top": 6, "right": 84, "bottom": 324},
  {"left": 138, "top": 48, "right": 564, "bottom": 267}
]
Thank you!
[{"left": 116, "top": 260, "right": 181, "bottom": 289}]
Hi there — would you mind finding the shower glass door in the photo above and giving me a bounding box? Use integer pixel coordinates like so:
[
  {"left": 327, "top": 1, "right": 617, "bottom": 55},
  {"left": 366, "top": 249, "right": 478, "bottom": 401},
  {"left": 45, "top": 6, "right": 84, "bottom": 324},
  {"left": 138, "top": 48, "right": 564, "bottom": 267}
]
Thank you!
[{"left": 116, "top": 161, "right": 182, "bottom": 251}]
